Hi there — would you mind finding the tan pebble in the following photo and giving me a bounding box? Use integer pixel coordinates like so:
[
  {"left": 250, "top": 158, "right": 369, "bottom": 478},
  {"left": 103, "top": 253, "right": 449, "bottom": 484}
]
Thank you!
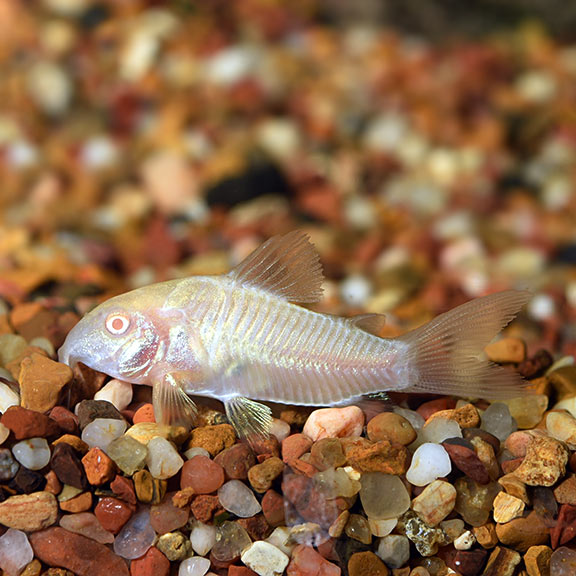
[
  {"left": 426, "top": 403, "right": 480, "bottom": 429},
  {"left": 554, "top": 474, "right": 576, "bottom": 505},
  {"left": 328, "top": 510, "right": 350, "bottom": 538},
  {"left": 248, "top": 456, "right": 284, "bottom": 493},
  {"left": 485, "top": 337, "right": 526, "bottom": 364},
  {"left": 548, "top": 366, "right": 576, "bottom": 397},
  {"left": 483, "top": 546, "right": 521, "bottom": 576},
  {"left": 473, "top": 522, "right": 498, "bottom": 549},
  {"left": 303, "top": 406, "right": 364, "bottom": 441},
  {"left": 126, "top": 422, "right": 188, "bottom": 446},
  {"left": 409, "top": 568, "right": 430, "bottom": 576},
  {"left": 492, "top": 491, "right": 525, "bottom": 523},
  {"left": 20, "top": 558, "right": 42, "bottom": 576},
  {"left": 470, "top": 436, "right": 500, "bottom": 481},
  {"left": 546, "top": 410, "right": 576, "bottom": 447},
  {"left": 525, "top": 377, "right": 550, "bottom": 396},
  {"left": 366, "top": 412, "right": 417, "bottom": 445},
  {"left": 512, "top": 431, "right": 569, "bottom": 486},
  {"left": 172, "top": 487, "right": 196, "bottom": 509},
  {"left": 523, "top": 545, "right": 552, "bottom": 576},
  {"left": 18, "top": 353, "right": 72, "bottom": 413},
  {"left": 392, "top": 568, "right": 410, "bottom": 576},
  {"left": 498, "top": 474, "right": 529, "bottom": 504},
  {"left": 412, "top": 479, "right": 457, "bottom": 526},
  {"left": 495, "top": 511, "right": 549, "bottom": 552},
  {"left": 6, "top": 345, "right": 49, "bottom": 380},
  {"left": 500, "top": 395, "right": 549, "bottom": 429},
  {"left": 53, "top": 434, "right": 89, "bottom": 454},
  {"left": 0, "top": 491, "right": 58, "bottom": 531},
  {"left": 368, "top": 517, "right": 397, "bottom": 537},
  {"left": 186, "top": 424, "right": 236, "bottom": 456},
  {"left": 348, "top": 551, "right": 389, "bottom": 576},
  {"left": 59, "top": 491, "right": 92, "bottom": 513}
]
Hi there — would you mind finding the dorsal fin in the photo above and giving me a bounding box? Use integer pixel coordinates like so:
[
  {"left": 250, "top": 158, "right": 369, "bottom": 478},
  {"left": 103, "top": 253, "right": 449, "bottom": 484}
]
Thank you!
[
  {"left": 348, "top": 313, "right": 387, "bottom": 336},
  {"left": 228, "top": 231, "right": 324, "bottom": 303}
]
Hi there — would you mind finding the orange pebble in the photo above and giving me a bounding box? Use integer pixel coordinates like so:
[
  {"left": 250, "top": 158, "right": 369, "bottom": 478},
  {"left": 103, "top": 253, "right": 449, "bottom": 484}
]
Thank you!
[{"left": 133, "top": 403, "right": 156, "bottom": 424}]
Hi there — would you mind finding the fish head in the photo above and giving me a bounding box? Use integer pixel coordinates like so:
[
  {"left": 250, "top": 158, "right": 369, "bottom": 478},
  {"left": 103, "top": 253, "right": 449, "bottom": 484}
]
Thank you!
[{"left": 58, "top": 289, "right": 166, "bottom": 382}]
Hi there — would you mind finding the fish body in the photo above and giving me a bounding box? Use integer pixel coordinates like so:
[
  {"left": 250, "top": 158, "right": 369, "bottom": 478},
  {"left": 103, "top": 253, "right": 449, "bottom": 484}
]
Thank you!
[{"left": 59, "top": 231, "right": 530, "bottom": 438}]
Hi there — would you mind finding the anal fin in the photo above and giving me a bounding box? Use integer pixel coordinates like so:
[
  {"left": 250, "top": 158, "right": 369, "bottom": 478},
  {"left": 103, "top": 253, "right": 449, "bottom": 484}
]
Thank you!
[
  {"left": 225, "top": 396, "right": 273, "bottom": 441},
  {"left": 153, "top": 373, "right": 198, "bottom": 429}
]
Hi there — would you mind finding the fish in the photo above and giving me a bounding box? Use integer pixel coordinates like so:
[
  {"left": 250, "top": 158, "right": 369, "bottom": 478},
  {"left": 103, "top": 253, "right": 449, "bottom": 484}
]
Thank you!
[{"left": 58, "top": 230, "right": 531, "bottom": 439}]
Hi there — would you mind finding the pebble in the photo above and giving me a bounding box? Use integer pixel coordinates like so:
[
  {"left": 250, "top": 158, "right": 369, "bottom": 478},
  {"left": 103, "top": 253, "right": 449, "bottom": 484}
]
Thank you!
[
  {"left": 133, "top": 469, "right": 167, "bottom": 505},
  {"left": 343, "top": 437, "right": 408, "bottom": 475},
  {"left": 453, "top": 530, "right": 476, "bottom": 551},
  {"left": 513, "top": 432, "right": 569, "bottom": 486},
  {"left": 412, "top": 480, "right": 457, "bottom": 526},
  {"left": 310, "top": 438, "right": 346, "bottom": 471},
  {"left": 178, "top": 556, "right": 211, "bottom": 576},
  {"left": 403, "top": 510, "right": 447, "bottom": 556},
  {"left": 214, "top": 443, "right": 256, "bottom": 480},
  {"left": 499, "top": 395, "right": 548, "bottom": 429},
  {"left": 495, "top": 511, "right": 550, "bottom": 552},
  {"left": 359, "top": 472, "right": 410, "bottom": 519},
  {"left": 455, "top": 478, "right": 501, "bottom": 527},
  {"left": 126, "top": 422, "right": 187, "bottom": 446},
  {"left": 131, "top": 547, "right": 170, "bottom": 576},
  {"left": 481, "top": 403, "right": 516, "bottom": 442},
  {"left": 0, "top": 529, "right": 34, "bottom": 576},
  {"left": 523, "top": 545, "right": 552, "bottom": 576},
  {"left": 59, "top": 491, "right": 93, "bottom": 513},
  {"left": 106, "top": 435, "right": 148, "bottom": 475},
  {"left": 181, "top": 455, "right": 225, "bottom": 494},
  {"left": 0, "top": 448, "right": 20, "bottom": 480},
  {"left": 376, "top": 534, "right": 410, "bottom": 569},
  {"left": 348, "top": 551, "right": 389, "bottom": 576},
  {"left": 94, "top": 379, "right": 133, "bottom": 412},
  {"left": 1, "top": 406, "right": 61, "bottom": 440},
  {"left": 442, "top": 440, "right": 490, "bottom": 484},
  {"left": 150, "top": 495, "right": 189, "bottom": 535},
  {"left": 303, "top": 406, "right": 364, "bottom": 441},
  {"left": 492, "top": 491, "right": 525, "bottom": 523},
  {"left": 269, "top": 419, "right": 291, "bottom": 443},
  {"left": 367, "top": 412, "right": 417, "bottom": 445},
  {"left": 219, "top": 479, "right": 262, "bottom": 517},
  {"left": 546, "top": 411, "right": 576, "bottom": 447},
  {"left": 146, "top": 436, "right": 184, "bottom": 479},
  {"left": 368, "top": 517, "right": 397, "bottom": 537},
  {"left": 482, "top": 546, "right": 521, "bottom": 576},
  {"left": 189, "top": 521, "right": 217, "bottom": 556},
  {"left": 345, "top": 513, "right": 372, "bottom": 544},
  {"left": 50, "top": 442, "right": 87, "bottom": 489},
  {"left": 286, "top": 544, "right": 341, "bottom": 576},
  {"left": 241, "top": 541, "right": 289, "bottom": 576},
  {"left": 261, "top": 490, "right": 285, "bottom": 527},
  {"left": 0, "top": 422, "right": 10, "bottom": 445},
  {"left": 94, "top": 496, "right": 134, "bottom": 534},
  {"left": 81, "top": 447, "right": 117, "bottom": 485},
  {"left": 484, "top": 337, "right": 526, "bottom": 364},
  {"left": 0, "top": 383, "right": 20, "bottom": 413},
  {"left": 211, "top": 521, "right": 252, "bottom": 563},
  {"left": 550, "top": 546, "right": 576, "bottom": 575},
  {"left": 406, "top": 443, "right": 452, "bottom": 486},
  {"left": 30, "top": 527, "right": 129, "bottom": 576},
  {"left": 0, "top": 491, "right": 58, "bottom": 531},
  {"left": 113, "top": 507, "right": 156, "bottom": 560},
  {"left": 81, "top": 418, "right": 127, "bottom": 452},
  {"left": 187, "top": 424, "right": 236, "bottom": 457},
  {"left": 248, "top": 456, "right": 284, "bottom": 493},
  {"left": 184, "top": 447, "right": 212, "bottom": 460},
  {"left": 59, "top": 512, "right": 114, "bottom": 544},
  {"left": 77, "top": 400, "right": 125, "bottom": 430},
  {"left": 281, "top": 434, "right": 313, "bottom": 464},
  {"left": 18, "top": 353, "right": 73, "bottom": 413},
  {"left": 156, "top": 531, "right": 191, "bottom": 561},
  {"left": 133, "top": 403, "right": 155, "bottom": 424}
]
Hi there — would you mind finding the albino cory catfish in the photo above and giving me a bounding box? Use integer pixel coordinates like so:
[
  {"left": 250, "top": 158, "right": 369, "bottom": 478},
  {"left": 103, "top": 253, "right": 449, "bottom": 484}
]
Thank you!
[{"left": 59, "top": 231, "right": 530, "bottom": 438}]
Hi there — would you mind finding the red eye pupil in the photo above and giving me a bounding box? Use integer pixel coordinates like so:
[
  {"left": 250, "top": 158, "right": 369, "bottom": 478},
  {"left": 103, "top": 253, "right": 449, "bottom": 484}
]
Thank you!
[{"left": 111, "top": 317, "right": 125, "bottom": 331}]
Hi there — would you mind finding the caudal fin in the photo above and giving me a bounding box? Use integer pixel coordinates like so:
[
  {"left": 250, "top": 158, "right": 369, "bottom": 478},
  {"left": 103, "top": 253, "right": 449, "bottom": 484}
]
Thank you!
[{"left": 399, "top": 290, "right": 532, "bottom": 399}]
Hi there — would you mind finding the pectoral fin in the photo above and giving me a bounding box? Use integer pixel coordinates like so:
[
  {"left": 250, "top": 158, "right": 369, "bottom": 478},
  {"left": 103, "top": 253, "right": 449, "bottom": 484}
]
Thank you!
[
  {"left": 153, "top": 373, "right": 198, "bottom": 429},
  {"left": 225, "top": 396, "right": 273, "bottom": 441}
]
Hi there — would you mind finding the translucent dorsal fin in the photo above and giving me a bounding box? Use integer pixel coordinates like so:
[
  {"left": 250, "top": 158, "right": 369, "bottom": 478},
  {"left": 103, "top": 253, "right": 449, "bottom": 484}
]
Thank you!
[
  {"left": 348, "top": 313, "right": 387, "bottom": 336},
  {"left": 229, "top": 230, "right": 324, "bottom": 303}
]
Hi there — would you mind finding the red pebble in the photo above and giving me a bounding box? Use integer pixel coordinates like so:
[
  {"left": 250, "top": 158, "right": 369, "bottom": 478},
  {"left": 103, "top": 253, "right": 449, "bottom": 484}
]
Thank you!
[
  {"left": 110, "top": 475, "right": 137, "bottom": 505},
  {"left": 94, "top": 497, "right": 134, "bottom": 534},
  {"left": 229, "top": 567, "right": 259, "bottom": 576},
  {"left": 282, "top": 434, "right": 313, "bottom": 464},
  {"left": 262, "top": 489, "right": 285, "bottom": 527},
  {"left": 416, "top": 397, "right": 457, "bottom": 421},
  {"left": 133, "top": 403, "right": 156, "bottom": 424},
  {"left": 287, "top": 544, "right": 341, "bottom": 575},
  {"left": 49, "top": 406, "right": 80, "bottom": 435},
  {"left": 551, "top": 504, "right": 576, "bottom": 548},
  {"left": 130, "top": 547, "right": 169, "bottom": 576},
  {"left": 181, "top": 455, "right": 224, "bottom": 494}
]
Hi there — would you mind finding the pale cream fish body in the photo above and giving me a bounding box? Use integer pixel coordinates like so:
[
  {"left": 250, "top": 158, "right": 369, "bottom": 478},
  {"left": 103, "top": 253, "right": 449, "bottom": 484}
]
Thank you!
[{"left": 58, "top": 231, "right": 531, "bottom": 438}]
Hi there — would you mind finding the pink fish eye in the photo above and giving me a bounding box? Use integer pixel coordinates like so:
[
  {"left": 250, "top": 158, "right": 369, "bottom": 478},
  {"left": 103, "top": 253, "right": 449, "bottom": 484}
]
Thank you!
[{"left": 105, "top": 313, "right": 130, "bottom": 335}]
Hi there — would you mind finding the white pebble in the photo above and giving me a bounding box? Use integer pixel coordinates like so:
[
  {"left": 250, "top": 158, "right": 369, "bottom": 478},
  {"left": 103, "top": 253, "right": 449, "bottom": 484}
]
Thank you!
[
  {"left": 416, "top": 418, "right": 462, "bottom": 447},
  {"left": 376, "top": 534, "right": 410, "bottom": 569},
  {"left": 269, "top": 418, "right": 291, "bottom": 443},
  {"left": 12, "top": 438, "right": 51, "bottom": 470},
  {"left": 94, "top": 379, "right": 133, "bottom": 412},
  {"left": 0, "top": 383, "right": 19, "bottom": 413},
  {"left": 189, "top": 521, "right": 217, "bottom": 556},
  {"left": 81, "top": 418, "right": 127, "bottom": 451},
  {"left": 340, "top": 274, "right": 372, "bottom": 307},
  {"left": 178, "top": 556, "right": 211, "bottom": 576},
  {"left": 146, "top": 436, "right": 183, "bottom": 480},
  {"left": 218, "top": 480, "right": 262, "bottom": 518},
  {"left": 184, "top": 447, "right": 211, "bottom": 460},
  {"left": 0, "top": 529, "right": 34, "bottom": 576},
  {"left": 240, "top": 541, "right": 289, "bottom": 576},
  {"left": 265, "top": 527, "right": 295, "bottom": 556},
  {"left": 454, "top": 530, "right": 475, "bottom": 550},
  {"left": 406, "top": 443, "right": 451, "bottom": 487}
]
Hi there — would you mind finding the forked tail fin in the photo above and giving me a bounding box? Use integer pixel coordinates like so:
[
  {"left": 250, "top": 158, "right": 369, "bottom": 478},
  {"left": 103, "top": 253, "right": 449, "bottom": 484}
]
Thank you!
[{"left": 399, "top": 290, "right": 532, "bottom": 399}]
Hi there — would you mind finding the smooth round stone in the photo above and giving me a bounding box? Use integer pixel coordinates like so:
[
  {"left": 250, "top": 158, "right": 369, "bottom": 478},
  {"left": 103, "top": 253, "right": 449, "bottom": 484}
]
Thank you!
[
  {"left": 406, "top": 443, "right": 452, "bottom": 487},
  {"left": 189, "top": 521, "right": 217, "bottom": 556},
  {"left": 303, "top": 406, "right": 364, "bottom": 441},
  {"left": 359, "top": 472, "right": 410, "bottom": 520},
  {"left": 181, "top": 455, "right": 224, "bottom": 494},
  {"left": 501, "top": 395, "right": 548, "bottom": 429},
  {"left": 94, "top": 379, "right": 133, "bottom": 412},
  {"left": 151, "top": 495, "right": 190, "bottom": 535},
  {"left": 218, "top": 480, "right": 262, "bottom": 518},
  {"left": 376, "top": 534, "right": 410, "bottom": 569},
  {"left": 269, "top": 418, "right": 291, "bottom": 443},
  {"left": 81, "top": 418, "right": 127, "bottom": 452},
  {"left": 12, "top": 437, "right": 51, "bottom": 470},
  {"left": 394, "top": 407, "right": 425, "bottom": 430},
  {"left": 184, "top": 447, "right": 211, "bottom": 460},
  {"left": 418, "top": 418, "right": 462, "bottom": 447},
  {"left": 340, "top": 274, "right": 373, "bottom": 307},
  {"left": 113, "top": 507, "right": 156, "bottom": 560},
  {"left": 481, "top": 403, "right": 516, "bottom": 442},
  {"left": 241, "top": 541, "right": 289, "bottom": 576},
  {"left": 0, "top": 528, "right": 34, "bottom": 576},
  {"left": 211, "top": 521, "right": 251, "bottom": 563},
  {"left": 147, "top": 436, "right": 184, "bottom": 480},
  {"left": 314, "top": 467, "right": 361, "bottom": 499},
  {"left": 551, "top": 546, "right": 576, "bottom": 575},
  {"left": 59, "top": 512, "right": 115, "bottom": 544},
  {"left": 178, "top": 556, "right": 211, "bottom": 576}
]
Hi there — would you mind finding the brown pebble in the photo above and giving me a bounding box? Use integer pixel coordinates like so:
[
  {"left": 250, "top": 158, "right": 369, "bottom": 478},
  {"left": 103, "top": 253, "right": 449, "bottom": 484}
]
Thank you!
[
  {"left": 44, "top": 470, "right": 62, "bottom": 495},
  {"left": 49, "top": 406, "right": 79, "bottom": 435},
  {"left": 110, "top": 475, "right": 137, "bottom": 505},
  {"left": 342, "top": 437, "right": 408, "bottom": 475},
  {"left": 20, "top": 559, "right": 42, "bottom": 576},
  {"left": 280, "top": 408, "right": 312, "bottom": 428},
  {"left": 59, "top": 491, "right": 93, "bottom": 513},
  {"left": 82, "top": 447, "right": 117, "bottom": 486},
  {"left": 190, "top": 494, "right": 223, "bottom": 523},
  {"left": 518, "top": 349, "right": 553, "bottom": 379},
  {"left": 310, "top": 438, "right": 346, "bottom": 470},
  {"left": 51, "top": 442, "right": 87, "bottom": 489},
  {"left": 18, "top": 353, "right": 73, "bottom": 413},
  {"left": 76, "top": 399, "right": 125, "bottom": 429},
  {"left": 261, "top": 489, "right": 285, "bottom": 527},
  {"left": 554, "top": 474, "right": 576, "bottom": 505},
  {"left": 473, "top": 522, "right": 498, "bottom": 549},
  {"left": 133, "top": 469, "right": 166, "bottom": 504},
  {"left": 495, "top": 511, "right": 550, "bottom": 552},
  {"left": 348, "top": 551, "right": 389, "bottom": 576},
  {"left": 237, "top": 514, "right": 273, "bottom": 540},
  {"left": 550, "top": 503, "right": 576, "bottom": 548},
  {"left": 442, "top": 441, "right": 490, "bottom": 484},
  {"left": 53, "top": 434, "right": 90, "bottom": 454},
  {"left": 445, "top": 548, "right": 488, "bottom": 576},
  {"left": 549, "top": 366, "right": 576, "bottom": 398},
  {"left": 1, "top": 405, "right": 62, "bottom": 440},
  {"left": 214, "top": 442, "right": 256, "bottom": 480},
  {"left": 248, "top": 456, "right": 285, "bottom": 493},
  {"left": 30, "top": 527, "right": 130, "bottom": 576},
  {"left": 366, "top": 412, "right": 417, "bottom": 445},
  {"left": 482, "top": 546, "right": 521, "bottom": 576},
  {"left": 129, "top": 546, "right": 170, "bottom": 576},
  {"left": 523, "top": 545, "right": 552, "bottom": 576},
  {"left": 186, "top": 424, "right": 236, "bottom": 457}
]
